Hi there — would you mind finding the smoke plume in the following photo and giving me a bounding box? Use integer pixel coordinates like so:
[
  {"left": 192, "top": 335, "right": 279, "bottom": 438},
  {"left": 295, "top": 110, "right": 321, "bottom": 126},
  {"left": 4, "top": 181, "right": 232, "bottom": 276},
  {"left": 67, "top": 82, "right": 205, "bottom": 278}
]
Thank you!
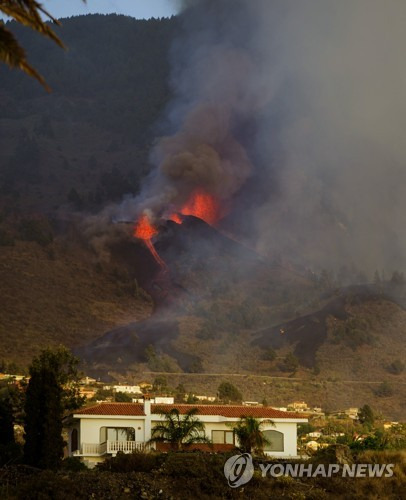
[{"left": 118, "top": 0, "right": 406, "bottom": 275}]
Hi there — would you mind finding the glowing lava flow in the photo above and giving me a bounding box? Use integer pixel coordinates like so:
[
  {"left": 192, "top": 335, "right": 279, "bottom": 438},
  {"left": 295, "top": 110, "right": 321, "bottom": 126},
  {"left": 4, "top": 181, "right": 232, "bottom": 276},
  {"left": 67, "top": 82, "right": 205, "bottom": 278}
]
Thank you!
[
  {"left": 134, "top": 214, "right": 166, "bottom": 268},
  {"left": 169, "top": 189, "right": 221, "bottom": 226}
]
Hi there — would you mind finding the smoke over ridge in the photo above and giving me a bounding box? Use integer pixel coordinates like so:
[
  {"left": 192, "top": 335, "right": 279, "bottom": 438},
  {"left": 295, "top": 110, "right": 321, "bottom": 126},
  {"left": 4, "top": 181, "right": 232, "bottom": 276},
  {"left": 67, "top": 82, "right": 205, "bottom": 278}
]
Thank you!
[{"left": 114, "top": 0, "right": 406, "bottom": 274}]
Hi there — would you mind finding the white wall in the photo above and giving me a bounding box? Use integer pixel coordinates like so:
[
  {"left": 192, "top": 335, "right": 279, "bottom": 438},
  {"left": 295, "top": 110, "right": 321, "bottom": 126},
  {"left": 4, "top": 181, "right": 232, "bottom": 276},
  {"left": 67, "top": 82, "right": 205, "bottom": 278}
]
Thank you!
[
  {"left": 79, "top": 417, "right": 145, "bottom": 444},
  {"left": 263, "top": 422, "right": 298, "bottom": 457},
  {"left": 76, "top": 414, "right": 304, "bottom": 458}
]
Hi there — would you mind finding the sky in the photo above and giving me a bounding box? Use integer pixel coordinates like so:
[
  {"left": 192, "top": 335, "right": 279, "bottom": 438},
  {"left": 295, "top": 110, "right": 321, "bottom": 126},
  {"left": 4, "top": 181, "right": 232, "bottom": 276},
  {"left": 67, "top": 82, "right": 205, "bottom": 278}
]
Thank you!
[{"left": 5, "top": 0, "right": 179, "bottom": 20}]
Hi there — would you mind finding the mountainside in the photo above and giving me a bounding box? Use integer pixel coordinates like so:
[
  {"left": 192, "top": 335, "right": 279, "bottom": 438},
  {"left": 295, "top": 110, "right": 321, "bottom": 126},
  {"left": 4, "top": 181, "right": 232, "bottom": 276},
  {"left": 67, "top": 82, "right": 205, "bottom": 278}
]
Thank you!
[
  {"left": 76, "top": 218, "right": 406, "bottom": 418},
  {"left": 0, "top": 236, "right": 152, "bottom": 369},
  {"left": 0, "top": 14, "right": 176, "bottom": 214},
  {"left": 0, "top": 14, "right": 405, "bottom": 419}
]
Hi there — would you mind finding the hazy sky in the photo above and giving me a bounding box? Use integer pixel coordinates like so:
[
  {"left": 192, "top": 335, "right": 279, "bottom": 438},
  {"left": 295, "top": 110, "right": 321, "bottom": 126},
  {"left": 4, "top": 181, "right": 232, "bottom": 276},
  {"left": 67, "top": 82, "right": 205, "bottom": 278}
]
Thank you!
[{"left": 11, "top": 0, "right": 179, "bottom": 20}]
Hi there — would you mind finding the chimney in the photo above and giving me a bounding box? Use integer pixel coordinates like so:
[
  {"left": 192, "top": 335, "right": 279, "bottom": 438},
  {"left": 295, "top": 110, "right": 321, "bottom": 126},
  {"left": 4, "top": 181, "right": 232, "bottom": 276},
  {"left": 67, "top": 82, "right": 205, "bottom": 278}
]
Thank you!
[{"left": 143, "top": 394, "right": 151, "bottom": 416}]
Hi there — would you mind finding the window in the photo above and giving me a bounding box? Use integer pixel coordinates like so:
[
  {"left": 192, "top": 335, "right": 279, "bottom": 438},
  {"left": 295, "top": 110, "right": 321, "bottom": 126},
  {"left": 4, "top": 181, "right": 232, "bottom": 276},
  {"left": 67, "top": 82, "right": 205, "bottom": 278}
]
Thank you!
[
  {"left": 100, "top": 427, "right": 135, "bottom": 442},
  {"left": 212, "top": 430, "right": 235, "bottom": 444},
  {"left": 263, "top": 430, "right": 284, "bottom": 452}
]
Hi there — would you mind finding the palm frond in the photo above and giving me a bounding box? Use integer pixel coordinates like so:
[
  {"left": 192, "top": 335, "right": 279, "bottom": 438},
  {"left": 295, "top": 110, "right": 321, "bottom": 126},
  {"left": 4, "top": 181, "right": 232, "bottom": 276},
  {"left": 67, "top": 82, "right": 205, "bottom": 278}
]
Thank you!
[
  {"left": 0, "top": 0, "right": 86, "bottom": 89},
  {"left": 0, "top": 23, "right": 49, "bottom": 90}
]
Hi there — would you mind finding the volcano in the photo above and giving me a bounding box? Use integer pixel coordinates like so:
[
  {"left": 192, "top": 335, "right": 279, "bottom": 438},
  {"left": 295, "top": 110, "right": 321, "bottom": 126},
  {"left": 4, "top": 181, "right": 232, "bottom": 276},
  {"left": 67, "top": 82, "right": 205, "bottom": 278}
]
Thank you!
[
  {"left": 76, "top": 215, "right": 297, "bottom": 375},
  {"left": 77, "top": 215, "right": 406, "bottom": 384}
]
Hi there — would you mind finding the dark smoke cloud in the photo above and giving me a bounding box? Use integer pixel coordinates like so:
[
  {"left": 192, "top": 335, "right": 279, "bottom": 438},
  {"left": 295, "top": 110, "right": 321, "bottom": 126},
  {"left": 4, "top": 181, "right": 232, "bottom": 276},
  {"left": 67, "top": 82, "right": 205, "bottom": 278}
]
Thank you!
[
  {"left": 129, "top": 0, "right": 274, "bottom": 221},
  {"left": 114, "top": 0, "right": 406, "bottom": 275},
  {"left": 248, "top": 0, "right": 406, "bottom": 273}
]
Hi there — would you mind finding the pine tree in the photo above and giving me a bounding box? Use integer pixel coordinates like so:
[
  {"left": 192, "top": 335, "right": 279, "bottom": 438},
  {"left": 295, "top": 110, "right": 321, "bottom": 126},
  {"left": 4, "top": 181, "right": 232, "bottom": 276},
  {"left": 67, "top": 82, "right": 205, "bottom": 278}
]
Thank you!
[
  {"left": 24, "top": 368, "right": 64, "bottom": 469},
  {"left": 0, "top": 396, "right": 15, "bottom": 446},
  {"left": 23, "top": 346, "right": 84, "bottom": 469}
]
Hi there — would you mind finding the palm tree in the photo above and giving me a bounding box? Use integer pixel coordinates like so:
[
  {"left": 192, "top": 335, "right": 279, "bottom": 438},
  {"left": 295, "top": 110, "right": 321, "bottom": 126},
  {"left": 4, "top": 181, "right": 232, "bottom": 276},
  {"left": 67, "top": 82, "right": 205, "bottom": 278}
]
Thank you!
[
  {"left": 149, "top": 407, "right": 211, "bottom": 451},
  {"left": 231, "top": 416, "right": 274, "bottom": 455}
]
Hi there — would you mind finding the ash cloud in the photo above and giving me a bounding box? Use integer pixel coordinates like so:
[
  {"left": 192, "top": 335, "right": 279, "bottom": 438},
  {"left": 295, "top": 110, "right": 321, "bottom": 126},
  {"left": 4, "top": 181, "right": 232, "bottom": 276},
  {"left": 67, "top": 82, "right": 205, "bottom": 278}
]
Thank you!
[
  {"left": 247, "top": 0, "right": 406, "bottom": 273},
  {"left": 119, "top": 0, "right": 406, "bottom": 275},
  {"left": 170, "top": 0, "right": 406, "bottom": 274},
  {"left": 131, "top": 0, "right": 274, "bottom": 220}
]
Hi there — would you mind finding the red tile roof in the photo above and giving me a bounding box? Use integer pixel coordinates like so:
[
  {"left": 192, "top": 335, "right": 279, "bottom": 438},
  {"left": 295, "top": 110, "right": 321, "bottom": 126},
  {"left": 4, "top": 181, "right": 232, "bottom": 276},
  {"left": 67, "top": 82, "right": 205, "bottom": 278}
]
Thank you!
[
  {"left": 152, "top": 404, "right": 305, "bottom": 419},
  {"left": 74, "top": 403, "right": 145, "bottom": 416},
  {"left": 74, "top": 403, "right": 305, "bottom": 419}
]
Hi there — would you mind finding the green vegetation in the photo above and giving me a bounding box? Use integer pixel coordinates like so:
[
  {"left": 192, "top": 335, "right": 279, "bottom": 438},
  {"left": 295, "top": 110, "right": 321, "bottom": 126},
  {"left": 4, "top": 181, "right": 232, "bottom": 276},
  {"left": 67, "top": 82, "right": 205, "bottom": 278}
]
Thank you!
[
  {"left": 0, "top": 396, "right": 14, "bottom": 445},
  {"left": 230, "top": 416, "right": 273, "bottom": 455},
  {"left": 375, "top": 381, "right": 394, "bottom": 398},
  {"left": 98, "top": 449, "right": 162, "bottom": 473},
  {"left": 0, "top": 0, "right": 66, "bottom": 89},
  {"left": 332, "top": 316, "right": 375, "bottom": 350},
  {"left": 280, "top": 352, "right": 299, "bottom": 373},
  {"left": 1, "top": 449, "right": 405, "bottom": 499},
  {"left": 23, "top": 346, "right": 84, "bottom": 469},
  {"left": 387, "top": 359, "right": 405, "bottom": 375},
  {"left": 358, "top": 404, "right": 375, "bottom": 428},
  {"left": 149, "top": 407, "right": 210, "bottom": 451},
  {"left": 262, "top": 347, "right": 276, "bottom": 362},
  {"left": 91, "top": 387, "right": 113, "bottom": 401},
  {"left": 0, "top": 15, "right": 176, "bottom": 212},
  {"left": 18, "top": 217, "right": 53, "bottom": 246},
  {"left": 114, "top": 391, "right": 132, "bottom": 402},
  {"left": 217, "top": 381, "right": 242, "bottom": 403}
]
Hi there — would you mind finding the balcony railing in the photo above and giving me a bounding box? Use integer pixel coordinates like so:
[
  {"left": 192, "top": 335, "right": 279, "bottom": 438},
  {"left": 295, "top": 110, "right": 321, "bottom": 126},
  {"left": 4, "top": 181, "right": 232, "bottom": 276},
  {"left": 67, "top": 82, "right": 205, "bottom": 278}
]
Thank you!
[{"left": 73, "top": 441, "right": 150, "bottom": 456}]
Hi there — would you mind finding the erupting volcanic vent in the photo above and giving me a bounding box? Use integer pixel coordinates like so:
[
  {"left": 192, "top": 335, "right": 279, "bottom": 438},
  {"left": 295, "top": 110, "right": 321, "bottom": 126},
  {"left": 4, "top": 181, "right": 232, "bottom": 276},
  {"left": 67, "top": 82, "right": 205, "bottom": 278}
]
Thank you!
[
  {"left": 134, "top": 214, "right": 166, "bottom": 268},
  {"left": 135, "top": 188, "right": 223, "bottom": 268},
  {"left": 176, "top": 189, "right": 221, "bottom": 226}
]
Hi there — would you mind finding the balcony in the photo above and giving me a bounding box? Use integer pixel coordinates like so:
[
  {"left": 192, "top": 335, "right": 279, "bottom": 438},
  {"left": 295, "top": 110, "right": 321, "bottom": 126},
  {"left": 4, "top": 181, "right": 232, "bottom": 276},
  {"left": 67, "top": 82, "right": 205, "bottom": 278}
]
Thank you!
[{"left": 73, "top": 441, "right": 151, "bottom": 457}]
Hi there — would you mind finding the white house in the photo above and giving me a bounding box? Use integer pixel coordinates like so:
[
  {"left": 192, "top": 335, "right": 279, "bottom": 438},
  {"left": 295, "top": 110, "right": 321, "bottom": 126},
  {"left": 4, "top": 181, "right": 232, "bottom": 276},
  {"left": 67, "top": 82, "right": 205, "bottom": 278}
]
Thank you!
[
  {"left": 65, "top": 401, "right": 307, "bottom": 467},
  {"left": 113, "top": 385, "right": 142, "bottom": 395},
  {"left": 132, "top": 397, "right": 175, "bottom": 404}
]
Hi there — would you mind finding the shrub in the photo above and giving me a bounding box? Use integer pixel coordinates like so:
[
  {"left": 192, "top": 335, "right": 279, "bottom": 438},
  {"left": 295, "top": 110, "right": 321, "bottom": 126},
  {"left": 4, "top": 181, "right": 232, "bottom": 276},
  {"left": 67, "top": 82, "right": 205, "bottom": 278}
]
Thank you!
[
  {"left": 262, "top": 348, "right": 276, "bottom": 362},
  {"left": 280, "top": 353, "right": 299, "bottom": 373},
  {"left": 387, "top": 359, "right": 405, "bottom": 375},
  {"left": 61, "top": 457, "right": 88, "bottom": 471},
  {"left": 0, "top": 228, "right": 15, "bottom": 246},
  {"left": 374, "top": 381, "right": 394, "bottom": 398},
  {"left": 97, "top": 450, "right": 162, "bottom": 472},
  {"left": 217, "top": 381, "right": 242, "bottom": 402},
  {"left": 114, "top": 391, "right": 132, "bottom": 402},
  {"left": 18, "top": 218, "right": 53, "bottom": 247}
]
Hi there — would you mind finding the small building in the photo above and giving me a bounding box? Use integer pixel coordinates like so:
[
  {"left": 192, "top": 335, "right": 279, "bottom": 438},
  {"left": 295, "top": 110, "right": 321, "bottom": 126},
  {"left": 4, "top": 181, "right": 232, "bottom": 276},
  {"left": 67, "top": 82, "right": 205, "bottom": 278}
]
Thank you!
[
  {"left": 132, "top": 397, "right": 175, "bottom": 405},
  {"left": 344, "top": 408, "right": 359, "bottom": 420},
  {"left": 289, "top": 402, "right": 309, "bottom": 412},
  {"left": 65, "top": 402, "right": 307, "bottom": 467},
  {"left": 80, "top": 376, "right": 97, "bottom": 385},
  {"left": 194, "top": 395, "right": 217, "bottom": 402},
  {"left": 113, "top": 385, "right": 142, "bottom": 395},
  {"left": 383, "top": 421, "right": 399, "bottom": 430},
  {"left": 307, "top": 431, "right": 322, "bottom": 439},
  {"left": 79, "top": 388, "right": 97, "bottom": 400},
  {"left": 305, "top": 440, "right": 320, "bottom": 451}
]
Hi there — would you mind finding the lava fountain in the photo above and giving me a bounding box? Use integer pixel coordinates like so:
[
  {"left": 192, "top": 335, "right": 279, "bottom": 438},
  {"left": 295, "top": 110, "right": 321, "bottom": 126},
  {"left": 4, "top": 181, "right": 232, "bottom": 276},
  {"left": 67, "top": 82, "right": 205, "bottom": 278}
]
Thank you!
[
  {"left": 169, "top": 189, "right": 221, "bottom": 226},
  {"left": 134, "top": 214, "right": 166, "bottom": 268}
]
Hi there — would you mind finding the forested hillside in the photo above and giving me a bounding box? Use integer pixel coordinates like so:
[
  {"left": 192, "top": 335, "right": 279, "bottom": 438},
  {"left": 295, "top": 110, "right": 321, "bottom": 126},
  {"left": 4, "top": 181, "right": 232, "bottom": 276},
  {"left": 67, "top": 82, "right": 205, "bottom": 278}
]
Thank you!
[
  {"left": 0, "top": 14, "right": 174, "bottom": 368},
  {"left": 0, "top": 14, "right": 176, "bottom": 213}
]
